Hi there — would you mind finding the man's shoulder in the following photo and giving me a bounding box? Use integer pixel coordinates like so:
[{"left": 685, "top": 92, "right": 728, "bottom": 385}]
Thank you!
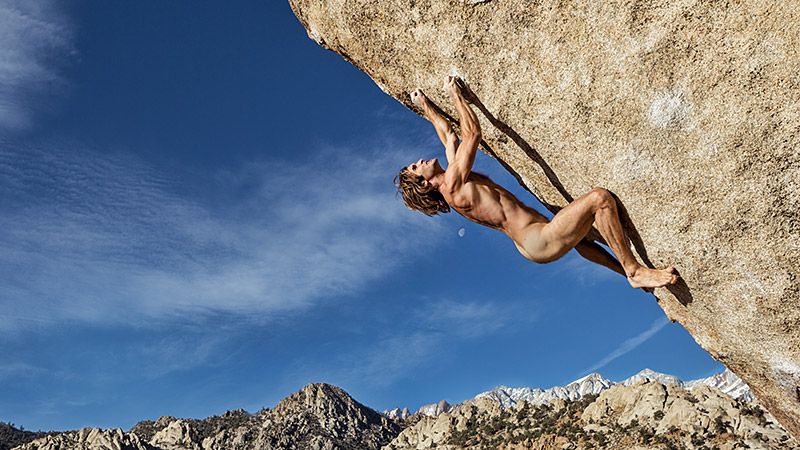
[{"left": 440, "top": 181, "right": 475, "bottom": 209}]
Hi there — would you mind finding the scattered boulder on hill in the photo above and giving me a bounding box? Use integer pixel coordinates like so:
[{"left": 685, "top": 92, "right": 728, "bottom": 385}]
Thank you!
[
  {"left": 386, "top": 380, "right": 796, "bottom": 449},
  {"left": 11, "top": 383, "right": 400, "bottom": 450},
  {"left": 12, "top": 428, "right": 156, "bottom": 450},
  {"left": 253, "top": 383, "right": 401, "bottom": 449},
  {"left": 8, "top": 379, "right": 795, "bottom": 450},
  {"left": 0, "top": 423, "right": 50, "bottom": 450},
  {"left": 288, "top": 0, "right": 800, "bottom": 438}
]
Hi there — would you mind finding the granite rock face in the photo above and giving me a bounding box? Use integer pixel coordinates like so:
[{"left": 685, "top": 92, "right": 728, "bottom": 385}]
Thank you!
[{"left": 288, "top": 0, "right": 800, "bottom": 438}]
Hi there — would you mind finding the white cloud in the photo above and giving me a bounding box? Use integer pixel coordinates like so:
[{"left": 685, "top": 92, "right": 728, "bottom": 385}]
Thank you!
[
  {"left": 0, "top": 361, "right": 43, "bottom": 380},
  {"left": 297, "top": 298, "right": 538, "bottom": 387},
  {"left": 583, "top": 317, "right": 670, "bottom": 373},
  {"left": 0, "top": 141, "right": 445, "bottom": 334},
  {"left": 414, "top": 298, "right": 536, "bottom": 338},
  {"left": 0, "top": 0, "right": 72, "bottom": 130}
]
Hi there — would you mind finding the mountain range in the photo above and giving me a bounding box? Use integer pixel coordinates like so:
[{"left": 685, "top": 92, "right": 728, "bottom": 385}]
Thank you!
[
  {"left": 5, "top": 368, "right": 792, "bottom": 450},
  {"left": 389, "top": 368, "right": 754, "bottom": 418}
]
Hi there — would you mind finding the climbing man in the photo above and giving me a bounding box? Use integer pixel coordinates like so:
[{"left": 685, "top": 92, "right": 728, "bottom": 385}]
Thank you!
[{"left": 395, "top": 76, "right": 679, "bottom": 289}]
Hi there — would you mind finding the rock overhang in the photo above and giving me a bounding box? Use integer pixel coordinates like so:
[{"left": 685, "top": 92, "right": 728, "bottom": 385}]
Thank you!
[{"left": 288, "top": 0, "right": 800, "bottom": 439}]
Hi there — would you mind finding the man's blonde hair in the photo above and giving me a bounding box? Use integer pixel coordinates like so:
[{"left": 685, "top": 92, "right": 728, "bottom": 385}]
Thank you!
[{"left": 394, "top": 167, "right": 450, "bottom": 216}]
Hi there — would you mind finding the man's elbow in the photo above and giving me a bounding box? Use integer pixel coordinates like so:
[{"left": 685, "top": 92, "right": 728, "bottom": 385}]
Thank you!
[
  {"left": 445, "top": 130, "right": 459, "bottom": 146},
  {"left": 464, "top": 127, "right": 482, "bottom": 143}
]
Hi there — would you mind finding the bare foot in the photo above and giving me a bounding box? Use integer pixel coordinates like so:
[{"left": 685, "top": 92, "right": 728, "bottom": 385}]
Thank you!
[
  {"left": 627, "top": 266, "right": 679, "bottom": 289},
  {"left": 410, "top": 88, "right": 428, "bottom": 108}
]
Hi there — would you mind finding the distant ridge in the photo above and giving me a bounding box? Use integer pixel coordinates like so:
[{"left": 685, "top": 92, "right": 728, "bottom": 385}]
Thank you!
[{"left": 385, "top": 368, "right": 753, "bottom": 419}]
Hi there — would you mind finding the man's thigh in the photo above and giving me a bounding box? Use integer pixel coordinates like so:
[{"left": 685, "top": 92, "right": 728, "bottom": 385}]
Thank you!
[{"left": 541, "top": 192, "right": 597, "bottom": 249}]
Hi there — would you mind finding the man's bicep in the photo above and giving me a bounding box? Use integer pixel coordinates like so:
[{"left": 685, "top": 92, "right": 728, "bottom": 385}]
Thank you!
[
  {"left": 444, "top": 159, "right": 469, "bottom": 190},
  {"left": 453, "top": 136, "right": 480, "bottom": 176},
  {"left": 444, "top": 135, "right": 458, "bottom": 164}
]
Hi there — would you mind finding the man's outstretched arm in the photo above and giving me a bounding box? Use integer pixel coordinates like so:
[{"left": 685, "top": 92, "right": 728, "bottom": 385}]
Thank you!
[
  {"left": 410, "top": 89, "right": 458, "bottom": 164},
  {"left": 444, "top": 77, "right": 482, "bottom": 190}
]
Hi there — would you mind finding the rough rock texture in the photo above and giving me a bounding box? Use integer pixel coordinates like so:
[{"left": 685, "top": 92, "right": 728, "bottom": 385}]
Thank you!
[
  {"left": 150, "top": 421, "right": 201, "bottom": 450},
  {"left": 12, "top": 428, "right": 156, "bottom": 450},
  {"left": 288, "top": 0, "right": 800, "bottom": 438},
  {"left": 0, "top": 423, "right": 51, "bottom": 450},
  {"left": 13, "top": 384, "right": 401, "bottom": 450},
  {"left": 386, "top": 381, "right": 796, "bottom": 449},
  {"left": 256, "top": 382, "right": 401, "bottom": 449},
  {"left": 10, "top": 380, "right": 795, "bottom": 450}
]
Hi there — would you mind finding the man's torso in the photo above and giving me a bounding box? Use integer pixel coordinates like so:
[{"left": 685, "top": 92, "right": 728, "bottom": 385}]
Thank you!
[{"left": 441, "top": 172, "right": 548, "bottom": 242}]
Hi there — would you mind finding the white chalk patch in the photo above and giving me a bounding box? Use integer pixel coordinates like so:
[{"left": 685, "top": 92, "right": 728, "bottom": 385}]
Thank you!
[
  {"left": 308, "top": 26, "right": 323, "bottom": 45},
  {"left": 647, "top": 91, "right": 692, "bottom": 130},
  {"left": 449, "top": 67, "right": 466, "bottom": 83},
  {"left": 610, "top": 146, "right": 656, "bottom": 182},
  {"left": 372, "top": 78, "right": 390, "bottom": 95},
  {"left": 458, "top": 227, "right": 466, "bottom": 237},
  {"left": 643, "top": 31, "right": 662, "bottom": 52},
  {"left": 770, "top": 355, "right": 800, "bottom": 391}
]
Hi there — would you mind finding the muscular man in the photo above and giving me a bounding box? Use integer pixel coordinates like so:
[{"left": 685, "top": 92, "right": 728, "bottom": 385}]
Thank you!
[{"left": 395, "top": 76, "right": 678, "bottom": 289}]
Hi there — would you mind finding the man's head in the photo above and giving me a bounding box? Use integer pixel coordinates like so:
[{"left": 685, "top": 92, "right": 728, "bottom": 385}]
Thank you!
[{"left": 394, "top": 158, "right": 450, "bottom": 216}]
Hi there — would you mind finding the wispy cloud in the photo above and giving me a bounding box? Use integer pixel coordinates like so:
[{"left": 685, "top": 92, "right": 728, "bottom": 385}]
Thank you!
[
  {"left": 297, "top": 298, "right": 539, "bottom": 388},
  {"left": 0, "top": 0, "right": 72, "bottom": 130},
  {"left": 583, "top": 317, "right": 670, "bottom": 373},
  {"left": 0, "top": 362, "right": 43, "bottom": 380},
  {"left": 0, "top": 140, "right": 444, "bottom": 334}
]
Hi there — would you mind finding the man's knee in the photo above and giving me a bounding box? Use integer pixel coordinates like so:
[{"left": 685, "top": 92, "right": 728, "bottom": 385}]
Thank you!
[{"left": 589, "top": 187, "right": 615, "bottom": 209}]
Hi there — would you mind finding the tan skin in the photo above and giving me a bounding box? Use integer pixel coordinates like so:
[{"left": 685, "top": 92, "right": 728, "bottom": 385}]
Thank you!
[{"left": 407, "top": 76, "right": 679, "bottom": 289}]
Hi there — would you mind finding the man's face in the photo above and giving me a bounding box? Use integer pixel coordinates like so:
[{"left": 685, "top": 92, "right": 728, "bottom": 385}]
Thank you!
[{"left": 406, "top": 158, "right": 439, "bottom": 181}]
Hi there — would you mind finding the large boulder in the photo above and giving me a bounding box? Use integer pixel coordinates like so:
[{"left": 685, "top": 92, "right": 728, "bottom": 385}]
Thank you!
[{"left": 288, "top": 0, "right": 800, "bottom": 438}]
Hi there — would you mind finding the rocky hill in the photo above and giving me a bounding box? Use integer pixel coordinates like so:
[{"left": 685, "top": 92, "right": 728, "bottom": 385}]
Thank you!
[
  {"left": 287, "top": 0, "right": 800, "bottom": 438},
  {"left": 387, "top": 381, "right": 796, "bottom": 449},
  {"left": 11, "top": 383, "right": 400, "bottom": 450},
  {"left": 6, "top": 370, "right": 791, "bottom": 450},
  {"left": 0, "top": 423, "right": 50, "bottom": 450}
]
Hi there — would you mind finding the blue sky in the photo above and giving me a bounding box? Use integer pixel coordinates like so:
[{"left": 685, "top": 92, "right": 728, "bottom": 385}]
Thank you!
[{"left": 0, "top": 0, "right": 721, "bottom": 431}]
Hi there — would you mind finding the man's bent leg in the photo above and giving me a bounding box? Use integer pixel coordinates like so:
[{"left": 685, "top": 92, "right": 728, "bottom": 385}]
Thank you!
[
  {"left": 541, "top": 188, "right": 678, "bottom": 289},
  {"left": 575, "top": 240, "right": 625, "bottom": 277}
]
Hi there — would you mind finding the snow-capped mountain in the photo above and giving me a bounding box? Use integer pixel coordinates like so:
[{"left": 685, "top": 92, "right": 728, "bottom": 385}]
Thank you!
[
  {"left": 383, "top": 407, "right": 410, "bottom": 421},
  {"left": 685, "top": 368, "right": 754, "bottom": 401},
  {"left": 622, "top": 368, "right": 754, "bottom": 401},
  {"left": 416, "top": 400, "right": 452, "bottom": 417},
  {"left": 382, "top": 368, "right": 754, "bottom": 420},
  {"left": 475, "top": 373, "right": 613, "bottom": 409},
  {"left": 622, "top": 368, "right": 684, "bottom": 387}
]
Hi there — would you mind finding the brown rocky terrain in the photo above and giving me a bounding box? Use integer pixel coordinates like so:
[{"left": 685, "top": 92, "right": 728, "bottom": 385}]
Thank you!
[
  {"left": 287, "top": 0, "right": 800, "bottom": 438},
  {"left": 0, "top": 424, "right": 51, "bottom": 450},
  {"left": 12, "top": 384, "right": 399, "bottom": 450},
  {"left": 8, "top": 377, "right": 796, "bottom": 450},
  {"left": 387, "top": 380, "right": 796, "bottom": 449}
]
